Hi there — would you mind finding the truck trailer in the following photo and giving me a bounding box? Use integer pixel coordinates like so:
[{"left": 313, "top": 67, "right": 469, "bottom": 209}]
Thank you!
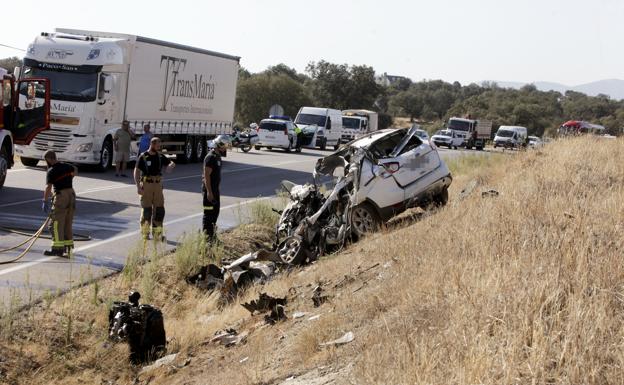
[{"left": 15, "top": 29, "right": 240, "bottom": 169}]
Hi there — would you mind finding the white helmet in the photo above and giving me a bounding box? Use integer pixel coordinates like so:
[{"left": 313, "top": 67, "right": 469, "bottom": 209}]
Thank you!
[
  {"left": 211, "top": 134, "right": 231, "bottom": 149},
  {"left": 250, "top": 122, "right": 258, "bottom": 130}
]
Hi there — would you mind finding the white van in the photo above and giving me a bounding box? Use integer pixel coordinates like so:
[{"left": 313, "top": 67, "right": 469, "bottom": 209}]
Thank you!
[
  {"left": 255, "top": 117, "right": 300, "bottom": 152},
  {"left": 294, "top": 107, "right": 343, "bottom": 150},
  {"left": 494, "top": 126, "right": 528, "bottom": 148}
]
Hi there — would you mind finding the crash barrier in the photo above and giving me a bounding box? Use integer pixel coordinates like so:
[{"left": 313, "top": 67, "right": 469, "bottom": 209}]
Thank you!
[{"left": 108, "top": 291, "right": 167, "bottom": 363}]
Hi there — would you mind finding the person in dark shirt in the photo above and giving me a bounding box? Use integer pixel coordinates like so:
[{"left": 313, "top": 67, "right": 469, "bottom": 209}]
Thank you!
[
  {"left": 42, "top": 150, "right": 77, "bottom": 257},
  {"left": 202, "top": 135, "right": 227, "bottom": 240},
  {"left": 133, "top": 137, "right": 175, "bottom": 241}
]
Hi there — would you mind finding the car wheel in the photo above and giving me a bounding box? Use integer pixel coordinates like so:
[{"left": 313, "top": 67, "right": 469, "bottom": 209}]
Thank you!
[
  {"left": 96, "top": 139, "right": 113, "bottom": 172},
  {"left": 296, "top": 146, "right": 302, "bottom": 153},
  {"left": 20, "top": 157, "right": 39, "bottom": 167},
  {"left": 266, "top": 146, "right": 273, "bottom": 150},
  {"left": 254, "top": 145, "right": 261, "bottom": 150},
  {"left": 241, "top": 145, "right": 252, "bottom": 152},
  {"left": 285, "top": 141, "right": 292, "bottom": 153},
  {"left": 334, "top": 142, "right": 341, "bottom": 150},
  {"left": 319, "top": 138, "right": 327, "bottom": 151},
  {"left": 277, "top": 236, "right": 307, "bottom": 265},
  {"left": 351, "top": 203, "right": 381, "bottom": 238}
]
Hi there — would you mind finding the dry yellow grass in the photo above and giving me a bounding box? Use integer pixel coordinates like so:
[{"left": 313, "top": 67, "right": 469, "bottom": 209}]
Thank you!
[{"left": 1, "top": 136, "right": 623, "bottom": 385}]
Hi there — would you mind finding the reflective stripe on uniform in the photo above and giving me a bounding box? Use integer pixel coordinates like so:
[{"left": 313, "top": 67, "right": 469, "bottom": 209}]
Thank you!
[
  {"left": 51, "top": 221, "right": 63, "bottom": 247},
  {"left": 203, "top": 206, "right": 214, "bottom": 210}
]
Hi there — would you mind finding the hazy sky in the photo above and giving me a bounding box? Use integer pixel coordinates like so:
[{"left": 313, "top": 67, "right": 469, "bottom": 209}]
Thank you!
[{"left": 1, "top": 0, "right": 621, "bottom": 85}]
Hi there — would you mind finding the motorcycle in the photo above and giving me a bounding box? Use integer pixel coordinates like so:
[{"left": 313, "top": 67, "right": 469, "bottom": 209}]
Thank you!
[
  {"left": 231, "top": 127, "right": 259, "bottom": 152},
  {"left": 274, "top": 152, "right": 359, "bottom": 265}
]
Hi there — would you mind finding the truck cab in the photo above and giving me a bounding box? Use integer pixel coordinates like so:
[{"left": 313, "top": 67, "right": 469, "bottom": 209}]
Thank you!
[
  {"left": 445, "top": 117, "right": 491, "bottom": 150},
  {"left": 341, "top": 115, "right": 367, "bottom": 142}
]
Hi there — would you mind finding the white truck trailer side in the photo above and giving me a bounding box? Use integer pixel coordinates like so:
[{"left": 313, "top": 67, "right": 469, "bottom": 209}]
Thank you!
[{"left": 16, "top": 29, "right": 239, "bottom": 169}]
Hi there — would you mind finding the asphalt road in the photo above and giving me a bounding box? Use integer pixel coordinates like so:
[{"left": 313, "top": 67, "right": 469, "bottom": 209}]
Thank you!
[{"left": 0, "top": 146, "right": 478, "bottom": 307}]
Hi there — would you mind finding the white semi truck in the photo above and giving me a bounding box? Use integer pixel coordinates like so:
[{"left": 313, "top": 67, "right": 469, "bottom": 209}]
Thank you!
[
  {"left": 15, "top": 28, "right": 239, "bottom": 169},
  {"left": 341, "top": 109, "right": 378, "bottom": 142}
]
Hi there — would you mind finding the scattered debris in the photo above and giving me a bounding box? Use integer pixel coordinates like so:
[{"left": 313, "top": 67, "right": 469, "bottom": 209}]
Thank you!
[
  {"left": 242, "top": 293, "right": 288, "bottom": 324},
  {"left": 481, "top": 189, "right": 500, "bottom": 198},
  {"left": 459, "top": 179, "right": 479, "bottom": 200},
  {"left": 139, "top": 353, "right": 178, "bottom": 375},
  {"left": 312, "top": 286, "right": 329, "bottom": 307},
  {"left": 320, "top": 331, "right": 355, "bottom": 347},
  {"left": 564, "top": 212, "right": 575, "bottom": 219},
  {"left": 292, "top": 311, "right": 307, "bottom": 319},
  {"left": 239, "top": 356, "right": 249, "bottom": 364},
  {"left": 108, "top": 291, "right": 166, "bottom": 364},
  {"left": 187, "top": 250, "right": 282, "bottom": 302},
  {"left": 307, "top": 315, "right": 321, "bottom": 321},
  {"left": 211, "top": 329, "right": 248, "bottom": 347}
]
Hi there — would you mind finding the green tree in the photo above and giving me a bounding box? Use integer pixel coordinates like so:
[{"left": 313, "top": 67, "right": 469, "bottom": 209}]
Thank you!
[
  {"left": 306, "top": 61, "right": 381, "bottom": 110},
  {"left": 0, "top": 57, "right": 21, "bottom": 73},
  {"left": 235, "top": 73, "right": 311, "bottom": 125}
]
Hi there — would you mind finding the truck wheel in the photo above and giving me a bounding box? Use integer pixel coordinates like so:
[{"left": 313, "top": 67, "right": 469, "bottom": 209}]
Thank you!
[
  {"left": 285, "top": 141, "right": 292, "bottom": 153},
  {"left": 254, "top": 145, "right": 261, "bottom": 150},
  {"left": 196, "top": 137, "right": 206, "bottom": 161},
  {"left": 319, "top": 138, "right": 327, "bottom": 151},
  {"left": 0, "top": 146, "right": 8, "bottom": 189},
  {"left": 351, "top": 203, "right": 381, "bottom": 238},
  {"left": 96, "top": 139, "right": 113, "bottom": 172},
  {"left": 21, "top": 157, "right": 39, "bottom": 167},
  {"left": 177, "top": 137, "right": 194, "bottom": 163},
  {"left": 266, "top": 146, "right": 273, "bottom": 150}
]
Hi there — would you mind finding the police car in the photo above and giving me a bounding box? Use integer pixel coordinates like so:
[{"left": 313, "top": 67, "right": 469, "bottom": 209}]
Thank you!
[{"left": 254, "top": 115, "right": 301, "bottom": 152}]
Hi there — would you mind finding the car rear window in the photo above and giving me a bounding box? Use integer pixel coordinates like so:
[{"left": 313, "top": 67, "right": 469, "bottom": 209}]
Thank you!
[{"left": 260, "top": 122, "right": 286, "bottom": 131}]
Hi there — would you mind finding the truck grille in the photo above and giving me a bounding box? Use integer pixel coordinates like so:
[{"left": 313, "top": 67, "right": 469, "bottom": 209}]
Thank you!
[{"left": 32, "top": 127, "right": 73, "bottom": 153}]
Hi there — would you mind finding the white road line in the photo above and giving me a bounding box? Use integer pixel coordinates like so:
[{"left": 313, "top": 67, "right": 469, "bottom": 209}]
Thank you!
[
  {"left": 0, "top": 159, "right": 310, "bottom": 209},
  {"left": 0, "top": 197, "right": 270, "bottom": 277}
]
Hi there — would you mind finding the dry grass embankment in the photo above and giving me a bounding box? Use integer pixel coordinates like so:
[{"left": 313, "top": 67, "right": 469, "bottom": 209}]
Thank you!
[{"left": 1, "top": 137, "right": 623, "bottom": 385}]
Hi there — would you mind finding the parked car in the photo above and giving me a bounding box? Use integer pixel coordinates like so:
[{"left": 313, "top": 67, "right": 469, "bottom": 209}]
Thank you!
[
  {"left": 254, "top": 117, "right": 300, "bottom": 152},
  {"left": 316, "top": 125, "right": 452, "bottom": 237},
  {"left": 528, "top": 135, "right": 543, "bottom": 148},
  {"left": 431, "top": 129, "right": 463, "bottom": 149}
]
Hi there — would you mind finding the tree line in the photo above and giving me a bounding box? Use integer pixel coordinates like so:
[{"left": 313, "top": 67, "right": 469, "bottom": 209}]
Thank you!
[{"left": 236, "top": 62, "right": 624, "bottom": 136}]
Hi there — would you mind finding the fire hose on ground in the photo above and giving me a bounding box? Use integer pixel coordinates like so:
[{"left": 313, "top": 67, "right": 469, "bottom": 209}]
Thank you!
[{"left": 0, "top": 218, "right": 92, "bottom": 265}]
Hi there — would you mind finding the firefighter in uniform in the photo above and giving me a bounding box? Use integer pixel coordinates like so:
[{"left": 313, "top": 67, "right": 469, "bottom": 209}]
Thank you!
[
  {"left": 134, "top": 137, "right": 175, "bottom": 240},
  {"left": 42, "top": 150, "right": 77, "bottom": 257},
  {"left": 202, "top": 136, "right": 227, "bottom": 240}
]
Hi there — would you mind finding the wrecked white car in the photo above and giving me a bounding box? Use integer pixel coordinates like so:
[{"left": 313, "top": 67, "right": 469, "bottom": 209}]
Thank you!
[{"left": 275, "top": 125, "right": 452, "bottom": 264}]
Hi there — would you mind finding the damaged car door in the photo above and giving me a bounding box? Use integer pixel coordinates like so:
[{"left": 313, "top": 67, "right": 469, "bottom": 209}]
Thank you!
[{"left": 387, "top": 126, "right": 441, "bottom": 202}]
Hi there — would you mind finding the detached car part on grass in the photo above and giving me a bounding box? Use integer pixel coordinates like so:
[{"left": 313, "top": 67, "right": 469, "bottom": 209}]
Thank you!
[
  {"left": 275, "top": 125, "right": 452, "bottom": 265},
  {"left": 108, "top": 291, "right": 167, "bottom": 364}
]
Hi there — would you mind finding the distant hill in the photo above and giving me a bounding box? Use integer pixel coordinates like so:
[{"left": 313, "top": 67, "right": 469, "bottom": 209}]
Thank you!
[{"left": 485, "top": 79, "right": 624, "bottom": 100}]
